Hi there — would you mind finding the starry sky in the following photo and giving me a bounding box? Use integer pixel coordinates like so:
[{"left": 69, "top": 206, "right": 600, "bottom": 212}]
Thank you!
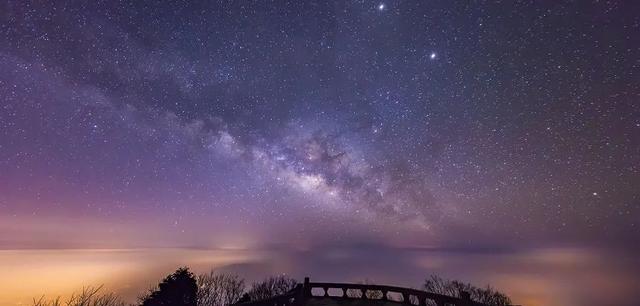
[{"left": 1, "top": 1, "right": 639, "bottom": 305}]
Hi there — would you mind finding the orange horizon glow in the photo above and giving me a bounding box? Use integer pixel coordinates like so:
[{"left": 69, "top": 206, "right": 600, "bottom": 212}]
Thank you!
[{"left": 1, "top": 247, "right": 637, "bottom": 306}]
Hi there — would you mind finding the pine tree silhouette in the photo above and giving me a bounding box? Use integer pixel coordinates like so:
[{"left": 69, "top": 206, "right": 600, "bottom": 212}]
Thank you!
[{"left": 140, "top": 267, "right": 198, "bottom": 306}]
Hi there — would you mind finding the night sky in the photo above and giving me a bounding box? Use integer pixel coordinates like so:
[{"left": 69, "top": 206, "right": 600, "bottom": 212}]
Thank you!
[{"left": 1, "top": 1, "right": 639, "bottom": 305}]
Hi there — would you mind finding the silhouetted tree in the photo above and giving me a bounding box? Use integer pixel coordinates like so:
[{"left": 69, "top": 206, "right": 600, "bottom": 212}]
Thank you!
[
  {"left": 247, "top": 275, "right": 297, "bottom": 301},
  {"left": 139, "top": 267, "right": 198, "bottom": 306},
  {"left": 423, "top": 275, "right": 511, "bottom": 306},
  {"left": 197, "top": 271, "right": 245, "bottom": 306},
  {"left": 32, "top": 285, "right": 125, "bottom": 306}
]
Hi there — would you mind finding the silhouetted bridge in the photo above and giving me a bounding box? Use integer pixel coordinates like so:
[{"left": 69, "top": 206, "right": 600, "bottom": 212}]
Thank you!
[{"left": 237, "top": 277, "right": 502, "bottom": 306}]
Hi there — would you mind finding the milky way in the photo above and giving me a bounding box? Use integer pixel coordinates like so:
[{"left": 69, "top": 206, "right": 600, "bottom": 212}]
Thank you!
[{"left": 1, "top": 0, "right": 639, "bottom": 299}]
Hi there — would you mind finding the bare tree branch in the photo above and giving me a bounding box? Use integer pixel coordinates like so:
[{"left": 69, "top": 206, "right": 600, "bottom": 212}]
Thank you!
[
  {"left": 247, "top": 275, "right": 297, "bottom": 302},
  {"left": 423, "top": 275, "right": 511, "bottom": 306},
  {"left": 197, "top": 271, "right": 246, "bottom": 306}
]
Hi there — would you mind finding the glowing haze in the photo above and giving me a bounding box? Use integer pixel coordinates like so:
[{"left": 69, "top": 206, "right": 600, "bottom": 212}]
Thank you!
[{"left": 0, "top": 1, "right": 639, "bottom": 306}]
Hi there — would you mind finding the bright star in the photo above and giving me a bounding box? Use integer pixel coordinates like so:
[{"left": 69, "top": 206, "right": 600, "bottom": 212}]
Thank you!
[
  {"left": 430, "top": 52, "right": 437, "bottom": 60},
  {"left": 378, "top": 3, "right": 385, "bottom": 11}
]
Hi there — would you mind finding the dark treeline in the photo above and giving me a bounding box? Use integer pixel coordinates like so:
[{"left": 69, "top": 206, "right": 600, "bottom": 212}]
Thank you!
[{"left": 33, "top": 268, "right": 511, "bottom": 306}]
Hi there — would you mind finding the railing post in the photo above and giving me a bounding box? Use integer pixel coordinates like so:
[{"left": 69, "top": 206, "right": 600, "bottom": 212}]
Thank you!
[
  {"left": 460, "top": 291, "right": 471, "bottom": 306},
  {"left": 303, "top": 277, "right": 311, "bottom": 298},
  {"left": 418, "top": 294, "right": 426, "bottom": 306}
]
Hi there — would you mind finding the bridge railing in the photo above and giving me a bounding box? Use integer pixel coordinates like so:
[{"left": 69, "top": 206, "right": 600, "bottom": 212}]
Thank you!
[
  {"left": 235, "top": 277, "right": 494, "bottom": 306},
  {"left": 302, "top": 278, "right": 487, "bottom": 306}
]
